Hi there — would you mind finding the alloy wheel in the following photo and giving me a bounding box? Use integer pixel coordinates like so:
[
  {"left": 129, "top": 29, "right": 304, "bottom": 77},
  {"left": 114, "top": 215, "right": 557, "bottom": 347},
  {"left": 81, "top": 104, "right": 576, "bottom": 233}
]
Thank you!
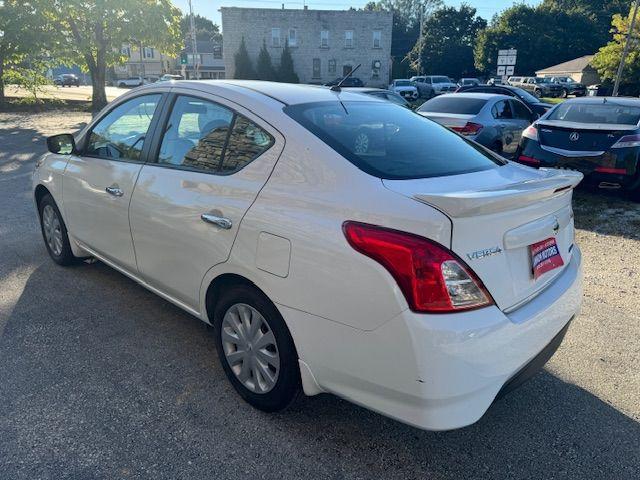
[
  {"left": 42, "top": 204, "right": 63, "bottom": 256},
  {"left": 221, "top": 303, "right": 280, "bottom": 394}
]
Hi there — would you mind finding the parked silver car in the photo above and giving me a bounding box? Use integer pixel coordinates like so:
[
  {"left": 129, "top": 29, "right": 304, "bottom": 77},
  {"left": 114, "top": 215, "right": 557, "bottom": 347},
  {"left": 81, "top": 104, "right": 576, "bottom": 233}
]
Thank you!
[{"left": 417, "top": 93, "right": 535, "bottom": 156}]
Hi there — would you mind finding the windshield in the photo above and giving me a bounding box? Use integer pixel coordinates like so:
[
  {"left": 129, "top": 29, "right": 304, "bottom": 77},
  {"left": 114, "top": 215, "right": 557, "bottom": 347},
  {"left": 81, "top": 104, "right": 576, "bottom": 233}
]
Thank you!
[
  {"left": 395, "top": 80, "right": 412, "bottom": 86},
  {"left": 418, "top": 96, "right": 487, "bottom": 115},
  {"left": 511, "top": 87, "right": 540, "bottom": 104},
  {"left": 284, "top": 101, "right": 503, "bottom": 179},
  {"left": 547, "top": 102, "right": 640, "bottom": 125},
  {"left": 534, "top": 78, "right": 552, "bottom": 84}
]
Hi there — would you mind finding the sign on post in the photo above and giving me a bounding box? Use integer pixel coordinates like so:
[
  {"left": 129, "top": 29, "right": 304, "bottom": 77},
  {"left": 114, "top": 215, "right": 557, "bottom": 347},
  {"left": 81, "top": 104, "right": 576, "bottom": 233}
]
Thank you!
[{"left": 496, "top": 49, "right": 517, "bottom": 83}]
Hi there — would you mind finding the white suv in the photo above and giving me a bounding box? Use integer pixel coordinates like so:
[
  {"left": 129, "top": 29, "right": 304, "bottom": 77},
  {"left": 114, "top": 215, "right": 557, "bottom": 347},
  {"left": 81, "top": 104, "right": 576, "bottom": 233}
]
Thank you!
[
  {"left": 35, "top": 81, "right": 583, "bottom": 431},
  {"left": 420, "top": 75, "right": 458, "bottom": 94}
]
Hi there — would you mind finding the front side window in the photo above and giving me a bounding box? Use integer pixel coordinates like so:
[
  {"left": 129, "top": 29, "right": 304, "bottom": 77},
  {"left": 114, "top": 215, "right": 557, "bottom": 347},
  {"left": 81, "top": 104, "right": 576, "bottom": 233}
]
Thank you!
[
  {"left": 511, "top": 100, "right": 532, "bottom": 120},
  {"left": 373, "top": 30, "right": 381, "bottom": 48},
  {"left": 321, "top": 30, "right": 329, "bottom": 47},
  {"left": 345, "top": 30, "right": 353, "bottom": 48},
  {"left": 288, "top": 28, "right": 297, "bottom": 47},
  {"left": 285, "top": 101, "right": 503, "bottom": 179},
  {"left": 85, "top": 94, "right": 161, "bottom": 162},
  {"left": 492, "top": 100, "right": 513, "bottom": 119},
  {"left": 271, "top": 28, "right": 281, "bottom": 47},
  {"left": 158, "top": 96, "right": 233, "bottom": 172},
  {"left": 312, "top": 58, "right": 321, "bottom": 79}
]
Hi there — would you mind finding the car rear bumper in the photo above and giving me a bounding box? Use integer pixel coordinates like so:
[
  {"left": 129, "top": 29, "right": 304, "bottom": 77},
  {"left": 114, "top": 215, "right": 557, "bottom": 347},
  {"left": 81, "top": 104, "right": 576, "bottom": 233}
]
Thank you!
[
  {"left": 516, "top": 138, "right": 640, "bottom": 189},
  {"left": 281, "top": 247, "right": 582, "bottom": 431}
]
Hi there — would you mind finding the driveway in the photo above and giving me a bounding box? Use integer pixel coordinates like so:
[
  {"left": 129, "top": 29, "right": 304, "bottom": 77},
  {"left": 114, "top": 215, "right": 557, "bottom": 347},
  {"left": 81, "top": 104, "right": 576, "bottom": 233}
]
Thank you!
[{"left": 1, "top": 110, "right": 639, "bottom": 480}]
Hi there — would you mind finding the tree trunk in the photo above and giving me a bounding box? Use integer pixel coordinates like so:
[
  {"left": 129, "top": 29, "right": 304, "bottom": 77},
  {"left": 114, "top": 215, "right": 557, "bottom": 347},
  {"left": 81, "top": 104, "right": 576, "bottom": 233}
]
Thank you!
[
  {"left": 0, "top": 58, "right": 5, "bottom": 107},
  {"left": 87, "top": 49, "right": 107, "bottom": 112}
]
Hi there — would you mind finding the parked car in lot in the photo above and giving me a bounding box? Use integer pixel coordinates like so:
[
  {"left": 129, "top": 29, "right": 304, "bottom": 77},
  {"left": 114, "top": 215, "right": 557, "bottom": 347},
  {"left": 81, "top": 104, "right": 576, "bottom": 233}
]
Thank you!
[
  {"left": 388, "top": 79, "right": 419, "bottom": 100},
  {"left": 158, "top": 74, "right": 183, "bottom": 83},
  {"left": 517, "top": 77, "right": 563, "bottom": 98},
  {"left": 455, "top": 84, "right": 554, "bottom": 118},
  {"left": 415, "top": 75, "right": 458, "bottom": 95},
  {"left": 116, "top": 76, "right": 145, "bottom": 88},
  {"left": 487, "top": 76, "right": 504, "bottom": 85},
  {"left": 54, "top": 74, "right": 80, "bottom": 87},
  {"left": 516, "top": 96, "right": 640, "bottom": 196},
  {"left": 324, "top": 76, "right": 364, "bottom": 87},
  {"left": 417, "top": 93, "right": 535, "bottom": 156},
  {"left": 458, "top": 77, "right": 481, "bottom": 87},
  {"left": 409, "top": 76, "right": 436, "bottom": 98},
  {"left": 36, "top": 81, "right": 582, "bottom": 431},
  {"left": 545, "top": 76, "right": 586, "bottom": 98},
  {"left": 349, "top": 88, "right": 411, "bottom": 108}
]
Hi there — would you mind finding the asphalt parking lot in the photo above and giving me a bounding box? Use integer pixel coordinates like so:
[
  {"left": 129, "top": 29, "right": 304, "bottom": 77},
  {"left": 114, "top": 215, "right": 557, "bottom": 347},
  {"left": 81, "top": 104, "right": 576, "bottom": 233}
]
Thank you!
[{"left": 1, "top": 110, "right": 639, "bottom": 480}]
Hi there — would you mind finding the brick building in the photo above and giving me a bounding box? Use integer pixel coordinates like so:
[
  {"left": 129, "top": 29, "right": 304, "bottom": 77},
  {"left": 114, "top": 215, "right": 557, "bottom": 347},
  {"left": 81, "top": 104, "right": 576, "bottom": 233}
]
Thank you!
[{"left": 221, "top": 7, "right": 393, "bottom": 87}]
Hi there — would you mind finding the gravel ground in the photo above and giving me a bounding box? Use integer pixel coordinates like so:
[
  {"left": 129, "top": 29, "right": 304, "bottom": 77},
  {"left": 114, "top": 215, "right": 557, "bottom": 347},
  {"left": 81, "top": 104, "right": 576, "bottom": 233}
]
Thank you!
[{"left": 1, "top": 111, "right": 639, "bottom": 480}]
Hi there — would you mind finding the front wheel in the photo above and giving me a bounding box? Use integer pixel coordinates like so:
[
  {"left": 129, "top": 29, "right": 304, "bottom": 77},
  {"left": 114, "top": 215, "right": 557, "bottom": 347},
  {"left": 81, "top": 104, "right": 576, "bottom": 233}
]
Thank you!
[
  {"left": 38, "top": 193, "right": 77, "bottom": 266},
  {"left": 560, "top": 88, "right": 568, "bottom": 98},
  {"left": 213, "top": 285, "right": 301, "bottom": 412},
  {"left": 534, "top": 89, "right": 542, "bottom": 98}
]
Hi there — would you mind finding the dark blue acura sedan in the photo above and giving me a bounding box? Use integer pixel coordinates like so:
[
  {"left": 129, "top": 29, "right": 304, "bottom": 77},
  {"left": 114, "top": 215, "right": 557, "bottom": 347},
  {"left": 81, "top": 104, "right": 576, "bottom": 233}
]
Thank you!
[{"left": 515, "top": 97, "right": 640, "bottom": 196}]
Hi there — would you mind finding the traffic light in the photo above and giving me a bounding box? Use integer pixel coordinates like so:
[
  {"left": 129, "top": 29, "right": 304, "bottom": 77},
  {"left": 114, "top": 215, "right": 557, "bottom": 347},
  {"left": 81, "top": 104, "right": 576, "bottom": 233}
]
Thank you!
[{"left": 180, "top": 53, "right": 188, "bottom": 65}]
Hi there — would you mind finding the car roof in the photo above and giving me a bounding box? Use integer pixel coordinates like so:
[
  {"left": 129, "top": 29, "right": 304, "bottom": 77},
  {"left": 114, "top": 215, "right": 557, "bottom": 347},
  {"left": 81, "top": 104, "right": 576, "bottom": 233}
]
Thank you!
[
  {"left": 436, "top": 92, "right": 513, "bottom": 101},
  {"left": 136, "top": 80, "right": 384, "bottom": 107},
  {"left": 563, "top": 96, "right": 640, "bottom": 106}
]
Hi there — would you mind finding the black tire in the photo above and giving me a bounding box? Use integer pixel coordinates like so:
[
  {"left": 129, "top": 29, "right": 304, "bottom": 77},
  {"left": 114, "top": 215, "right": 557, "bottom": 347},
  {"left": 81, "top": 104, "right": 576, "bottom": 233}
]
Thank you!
[
  {"left": 213, "top": 284, "right": 301, "bottom": 412},
  {"left": 118, "top": 82, "right": 126, "bottom": 88},
  {"left": 534, "top": 89, "right": 542, "bottom": 98},
  {"left": 561, "top": 88, "right": 568, "bottom": 99},
  {"left": 38, "top": 193, "right": 77, "bottom": 266}
]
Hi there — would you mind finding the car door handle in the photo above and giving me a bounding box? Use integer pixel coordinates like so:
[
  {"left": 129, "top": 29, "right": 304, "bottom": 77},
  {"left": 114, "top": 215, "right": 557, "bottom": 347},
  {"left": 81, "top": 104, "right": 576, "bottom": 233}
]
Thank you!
[
  {"left": 201, "top": 213, "right": 232, "bottom": 230},
  {"left": 105, "top": 186, "right": 124, "bottom": 197}
]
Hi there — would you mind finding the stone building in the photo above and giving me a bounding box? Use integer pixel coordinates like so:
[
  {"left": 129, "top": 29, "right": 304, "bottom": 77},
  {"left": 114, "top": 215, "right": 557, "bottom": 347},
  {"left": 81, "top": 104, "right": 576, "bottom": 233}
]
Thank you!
[{"left": 221, "top": 7, "right": 393, "bottom": 87}]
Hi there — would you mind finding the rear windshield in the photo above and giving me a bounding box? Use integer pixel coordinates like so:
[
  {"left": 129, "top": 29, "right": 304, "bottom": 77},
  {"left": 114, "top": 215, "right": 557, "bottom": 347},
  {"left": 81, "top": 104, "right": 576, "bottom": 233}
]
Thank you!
[
  {"left": 284, "top": 101, "right": 503, "bottom": 179},
  {"left": 418, "top": 96, "right": 487, "bottom": 115},
  {"left": 547, "top": 102, "right": 640, "bottom": 125}
]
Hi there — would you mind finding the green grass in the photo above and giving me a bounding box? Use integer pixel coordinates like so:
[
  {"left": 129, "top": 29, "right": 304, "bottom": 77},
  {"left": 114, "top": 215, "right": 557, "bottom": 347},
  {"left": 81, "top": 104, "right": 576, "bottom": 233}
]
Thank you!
[{"left": 540, "top": 97, "right": 566, "bottom": 104}]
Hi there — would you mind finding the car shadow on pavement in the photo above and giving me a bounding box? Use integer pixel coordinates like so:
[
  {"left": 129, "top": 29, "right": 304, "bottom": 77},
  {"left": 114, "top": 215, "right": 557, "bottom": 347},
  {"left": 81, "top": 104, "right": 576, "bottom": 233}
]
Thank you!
[
  {"left": 573, "top": 189, "right": 640, "bottom": 241},
  {"left": 1, "top": 258, "right": 638, "bottom": 480}
]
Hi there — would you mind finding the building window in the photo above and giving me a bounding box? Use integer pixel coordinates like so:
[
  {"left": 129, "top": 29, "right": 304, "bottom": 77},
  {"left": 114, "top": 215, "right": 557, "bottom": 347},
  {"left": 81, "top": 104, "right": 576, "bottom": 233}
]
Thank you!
[
  {"left": 143, "top": 47, "right": 155, "bottom": 59},
  {"left": 121, "top": 45, "right": 131, "bottom": 57},
  {"left": 320, "top": 30, "right": 329, "bottom": 48},
  {"left": 288, "top": 28, "right": 297, "bottom": 47},
  {"left": 271, "top": 28, "right": 281, "bottom": 47},
  {"left": 328, "top": 59, "right": 336, "bottom": 74},
  {"left": 213, "top": 45, "right": 222, "bottom": 59},
  {"left": 312, "top": 58, "right": 321, "bottom": 79},
  {"left": 344, "top": 30, "right": 354, "bottom": 48},
  {"left": 373, "top": 31, "right": 381, "bottom": 49}
]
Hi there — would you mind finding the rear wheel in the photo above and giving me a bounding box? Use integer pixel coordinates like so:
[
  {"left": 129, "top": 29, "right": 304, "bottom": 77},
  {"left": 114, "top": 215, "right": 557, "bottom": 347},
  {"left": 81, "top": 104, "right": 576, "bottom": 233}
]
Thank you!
[
  {"left": 560, "top": 88, "right": 568, "bottom": 98},
  {"left": 38, "top": 193, "right": 77, "bottom": 266},
  {"left": 534, "top": 89, "right": 542, "bottom": 98},
  {"left": 213, "top": 284, "right": 301, "bottom": 412}
]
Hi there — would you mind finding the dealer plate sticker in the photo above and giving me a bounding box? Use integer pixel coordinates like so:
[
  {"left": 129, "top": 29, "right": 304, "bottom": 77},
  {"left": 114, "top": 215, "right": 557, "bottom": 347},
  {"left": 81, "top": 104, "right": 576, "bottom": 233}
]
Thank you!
[{"left": 530, "top": 237, "right": 564, "bottom": 280}]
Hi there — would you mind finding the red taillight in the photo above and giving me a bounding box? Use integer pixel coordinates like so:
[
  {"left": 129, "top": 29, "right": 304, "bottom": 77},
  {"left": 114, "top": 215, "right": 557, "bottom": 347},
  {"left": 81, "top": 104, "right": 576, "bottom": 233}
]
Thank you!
[
  {"left": 451, "top": 122, "right": 483, "bottom": 136},
  {"left": 343, "top": 222, "right": 494, "bottom": 313},
  {"left": 522, "top": 124, "right": 538, "bottom": 141},
  {"left": 517, "top": 154, "right": 541, "bottom": 166},
  {"left": 595, "top": 166, "right": 628, "bottom": 174}
]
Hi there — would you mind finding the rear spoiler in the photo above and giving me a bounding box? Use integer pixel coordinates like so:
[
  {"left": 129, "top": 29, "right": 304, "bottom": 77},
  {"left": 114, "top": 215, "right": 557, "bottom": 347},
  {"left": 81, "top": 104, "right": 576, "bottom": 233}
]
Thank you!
[
  {"left": 537, "top": 119, "right": 638, "bottom": 131},
  {"left": 412, "top": 169, "right": 583, "bottom": 218}
]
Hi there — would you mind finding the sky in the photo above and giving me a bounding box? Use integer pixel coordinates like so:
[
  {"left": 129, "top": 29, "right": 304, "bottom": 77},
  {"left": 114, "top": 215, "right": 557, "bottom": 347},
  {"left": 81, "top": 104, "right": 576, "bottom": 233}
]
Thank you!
[{"left": 172, "top": 0, "right": 542, "bottom": 28}]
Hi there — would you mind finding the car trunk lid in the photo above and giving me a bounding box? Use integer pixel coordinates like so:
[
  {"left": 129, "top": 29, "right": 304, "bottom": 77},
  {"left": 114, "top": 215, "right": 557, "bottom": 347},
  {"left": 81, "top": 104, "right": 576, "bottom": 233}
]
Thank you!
[
  {"left": 418, "top": 112, "right": 475, "bottom": 129},
  {"left": 383, "top": 164, "right": 582, "bottom": 311},
  {"left": 537, "top": 119, "right": 636, "bottom": 153}
]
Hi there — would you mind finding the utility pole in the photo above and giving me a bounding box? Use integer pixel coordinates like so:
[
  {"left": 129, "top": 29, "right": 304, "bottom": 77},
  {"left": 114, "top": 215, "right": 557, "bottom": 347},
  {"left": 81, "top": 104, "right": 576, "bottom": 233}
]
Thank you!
[
  {"left": 613, "top": 0, "right": 639, "bottom": 96},
  {"left": 188, "top": 0, "right": 199, "bottom": 80},
  {"left": 418, "top": 4, "right": 423, "bottom": 75}
]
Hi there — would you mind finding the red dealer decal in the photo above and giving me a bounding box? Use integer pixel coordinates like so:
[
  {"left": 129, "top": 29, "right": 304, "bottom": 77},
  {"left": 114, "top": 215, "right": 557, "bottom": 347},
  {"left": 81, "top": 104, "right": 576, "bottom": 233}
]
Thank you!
[{"left": 530, "top": 237, "right": 564, "bottom": 280}]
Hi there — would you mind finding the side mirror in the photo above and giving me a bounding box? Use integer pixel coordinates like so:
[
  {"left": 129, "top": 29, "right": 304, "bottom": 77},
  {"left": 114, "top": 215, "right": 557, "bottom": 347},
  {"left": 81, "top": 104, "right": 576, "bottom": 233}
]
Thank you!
[{"left": 47, "top": 134, "right": 76, "bottom": 155}]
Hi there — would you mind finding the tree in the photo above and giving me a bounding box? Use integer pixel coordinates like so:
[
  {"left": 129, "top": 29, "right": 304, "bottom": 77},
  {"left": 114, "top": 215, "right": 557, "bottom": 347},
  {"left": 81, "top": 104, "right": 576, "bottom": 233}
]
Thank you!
[
  {"left": 474, "top": 4, "right": 603, "bottom": 77},
  {"left": 44, "top": 0, "right": 181, "bottom": 110},
  {"left": 592, "top": 8, "right": 640, "bottom": 86},
  {"left": 179, "top": 14, "right": 221, "bottom": 43},
  {"left": 233, "top": 37, "right": 255, "bottom": 79},
  {"left": 0, "top": 1, "right": 52, "bottom": 105},
  {"left": 256, "top": 39, "right": 277, "bottom": 81},
  {"left": 277, "top": 40, "right": 299, "bottom": 83},
  {"left": 410, "top": 5, "right": 485, "bottom": 79}
]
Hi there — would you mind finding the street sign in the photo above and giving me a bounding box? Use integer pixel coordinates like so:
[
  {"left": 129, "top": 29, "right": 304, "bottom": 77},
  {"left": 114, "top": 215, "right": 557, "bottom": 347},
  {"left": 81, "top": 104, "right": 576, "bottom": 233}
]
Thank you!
[
  {"left": 497, "top": 48, "right": 517, "bottom": 78},
  {"left": 497, "top": 66, "right": 506, "bottom": 75},
  {"left": 506, "top": 65, "right": 515, "bottom": 75}
]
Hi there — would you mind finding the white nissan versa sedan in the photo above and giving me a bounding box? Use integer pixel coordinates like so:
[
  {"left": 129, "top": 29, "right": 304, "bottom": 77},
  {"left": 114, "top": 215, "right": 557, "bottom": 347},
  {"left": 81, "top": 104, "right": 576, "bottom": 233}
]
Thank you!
[{"left": 34, "top": 81, "right": 583, "bottom": 431}]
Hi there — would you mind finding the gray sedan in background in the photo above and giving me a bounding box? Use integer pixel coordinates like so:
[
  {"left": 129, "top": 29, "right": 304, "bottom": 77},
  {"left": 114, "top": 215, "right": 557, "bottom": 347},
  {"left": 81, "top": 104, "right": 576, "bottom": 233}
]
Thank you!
[{"left": 417, "top": 93, "right": 535, "bottom": 156}]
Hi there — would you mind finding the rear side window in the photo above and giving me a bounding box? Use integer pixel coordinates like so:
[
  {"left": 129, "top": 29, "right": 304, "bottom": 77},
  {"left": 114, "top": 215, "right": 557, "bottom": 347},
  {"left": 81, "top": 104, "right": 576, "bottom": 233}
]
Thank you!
[
  {"left": 284, "top": 101, "right": 503, "bottom": 180},
  {"left": 157, "top": 95, "right": 273, "bottom": 174},
  {"left": 547, "top": 102, "right": 640, "bottom": 125},
  {"left": 418, "top": 96, "right": 487, "bottom": 115}
]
